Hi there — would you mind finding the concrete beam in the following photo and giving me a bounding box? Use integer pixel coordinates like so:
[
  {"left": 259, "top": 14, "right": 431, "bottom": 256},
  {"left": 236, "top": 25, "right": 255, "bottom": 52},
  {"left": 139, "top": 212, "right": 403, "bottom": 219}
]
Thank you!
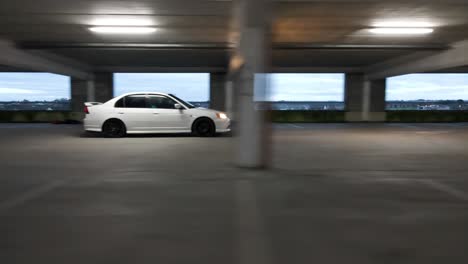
[
  {"left": 366, "top": 40, "right": 468, "bottom": 80},
  {"left": 20, "top": 42, "right": 448, "bottom": 51},
  {"left": 96, "top": 66, "right": 227, "bottom": 73},
  {"left": 0, "top": 39, "right": 92, "bottom": 80},
  {"left": 272, "top": 67, "right": 362, "bottom": 73}
]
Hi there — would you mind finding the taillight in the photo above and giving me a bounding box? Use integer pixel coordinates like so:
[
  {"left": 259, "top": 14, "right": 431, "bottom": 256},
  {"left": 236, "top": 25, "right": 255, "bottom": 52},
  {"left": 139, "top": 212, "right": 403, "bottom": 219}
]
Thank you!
[{"left": 84, "top": 106, "right": 89, "bottom": 114}]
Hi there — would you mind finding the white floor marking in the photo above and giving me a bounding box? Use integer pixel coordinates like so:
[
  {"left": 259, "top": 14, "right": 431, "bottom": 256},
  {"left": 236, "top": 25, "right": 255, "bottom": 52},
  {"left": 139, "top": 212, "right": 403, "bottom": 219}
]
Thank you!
[
  {"left": 288, "top": 124, "right": 303, "bottom": 129},
  {"left": 398, "top": 124, "right": 421, "bottom": 129},
  {"left": 236, "top": 180, "right": 271, "bottom": 264},
  {"left": 0, "top": 179, "right": 68, "bottom": 214},
  {"left": 419, "top": 179, "right": 468, "bottom": 202},
  {"left": 415, "top": 131, "right": 450, "bottom": 135}
]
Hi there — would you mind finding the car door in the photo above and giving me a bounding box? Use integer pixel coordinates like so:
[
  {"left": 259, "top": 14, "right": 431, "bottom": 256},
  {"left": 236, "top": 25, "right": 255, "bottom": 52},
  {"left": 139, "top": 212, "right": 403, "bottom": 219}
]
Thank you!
[
  {"left": 146, "top": 95, "right": 190, "bottom": 131},
  {"left": 115, "top": 94, "right": 154, "bottom": 132}
]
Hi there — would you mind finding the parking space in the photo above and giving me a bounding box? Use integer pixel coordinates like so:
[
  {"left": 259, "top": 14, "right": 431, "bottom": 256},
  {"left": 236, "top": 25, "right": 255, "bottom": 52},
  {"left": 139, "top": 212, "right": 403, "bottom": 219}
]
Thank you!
[{"left": 1, "top": 123, "right": 468, "bottom": 263}]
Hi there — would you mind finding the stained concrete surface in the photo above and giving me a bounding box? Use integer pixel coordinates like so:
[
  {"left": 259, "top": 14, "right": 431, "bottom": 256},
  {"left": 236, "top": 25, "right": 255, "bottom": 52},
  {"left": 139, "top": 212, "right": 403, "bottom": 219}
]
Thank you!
[{"left": 1, "top": 123, "right": 468, "bottom": 264}]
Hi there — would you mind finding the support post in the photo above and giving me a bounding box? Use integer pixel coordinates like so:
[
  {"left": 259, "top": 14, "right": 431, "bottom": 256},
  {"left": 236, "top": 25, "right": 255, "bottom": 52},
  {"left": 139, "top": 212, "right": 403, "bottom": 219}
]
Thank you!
[
  {"left": 231, "top": 0, "right": 272, "bottom": 168},
  {"left": 345, "top": 73, "right": 386, "bottom": 122},
  {"left": 210, "top": 73, "right": 227, "bottom": 111},
  {"left": 71, "top": 72, "right": 114, "bottom": 114},
  {"left": 93, "top": 72, "right": 114, "bottom": 103}
]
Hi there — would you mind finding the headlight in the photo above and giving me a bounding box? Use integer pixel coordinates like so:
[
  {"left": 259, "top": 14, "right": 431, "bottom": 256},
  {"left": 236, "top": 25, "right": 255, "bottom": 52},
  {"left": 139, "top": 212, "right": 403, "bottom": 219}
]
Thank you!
[{"left": 216, "top": 112, "right": 228, "bottom": 119}]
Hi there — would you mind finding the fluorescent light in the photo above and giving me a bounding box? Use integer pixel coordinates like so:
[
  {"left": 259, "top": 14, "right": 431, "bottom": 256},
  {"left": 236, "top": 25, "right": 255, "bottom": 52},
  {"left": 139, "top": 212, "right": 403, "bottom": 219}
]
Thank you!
[
  {"left": 89, "top": 27, "right": 156, "bottom": 34},
  {"left": 92, "top": 18, "right": 153, "bottom": 26},
  {"left": 369, "top": 27, "right": 434, "bottom": 35},
  {"left": 373, "top": 21, "right": 434, "bottom": 28}
]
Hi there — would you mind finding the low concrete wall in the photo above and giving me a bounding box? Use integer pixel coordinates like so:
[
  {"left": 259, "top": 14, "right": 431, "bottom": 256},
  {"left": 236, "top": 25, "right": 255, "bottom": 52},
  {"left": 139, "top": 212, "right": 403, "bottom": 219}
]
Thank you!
[
  {"left": 271, "top": 111, "right": 346, "bottom": 123},
  {"left": 386, "top": 111, "right": 468, "bottom": 122},
  {"left": 1, "top": 110, "right": 468, "bottom": 123},
  {"left": 0, "top": 111, "right": 84, "bottom": 123},
  {"left": 272, "top": 110, "right": 468, "bottom": 123},
  {"left": 345, "top": 111, "right": 386, "bottom": 122}
]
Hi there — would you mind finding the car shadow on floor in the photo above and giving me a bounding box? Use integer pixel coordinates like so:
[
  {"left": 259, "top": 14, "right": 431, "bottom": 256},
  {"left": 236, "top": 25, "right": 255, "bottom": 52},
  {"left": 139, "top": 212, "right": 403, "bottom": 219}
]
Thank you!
[{"left": 79, "top": 131, "right": 232, "bottom": 138}]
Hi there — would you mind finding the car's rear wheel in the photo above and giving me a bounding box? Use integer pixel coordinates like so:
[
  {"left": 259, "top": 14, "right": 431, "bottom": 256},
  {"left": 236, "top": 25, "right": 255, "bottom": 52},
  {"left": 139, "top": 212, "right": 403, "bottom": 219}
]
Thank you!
[
  {"left": 193, "top": 118, "right": 216, "bottom": 137},
  {"left": 102, "top": 119, "right": 126, "bottom": 138}
]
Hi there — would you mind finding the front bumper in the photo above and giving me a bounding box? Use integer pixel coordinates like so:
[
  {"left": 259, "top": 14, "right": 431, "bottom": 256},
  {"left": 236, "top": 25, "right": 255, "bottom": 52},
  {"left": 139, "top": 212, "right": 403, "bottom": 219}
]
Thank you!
[{"left": 215, "top": 118, "right": 231, "bottom": 133}]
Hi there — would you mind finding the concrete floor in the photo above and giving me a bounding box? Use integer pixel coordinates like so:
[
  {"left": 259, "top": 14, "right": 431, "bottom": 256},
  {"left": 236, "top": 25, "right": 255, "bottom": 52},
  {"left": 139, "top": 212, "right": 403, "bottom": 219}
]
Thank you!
[{"left": 1, "top": 123, "right": 468, "bottom": 264}]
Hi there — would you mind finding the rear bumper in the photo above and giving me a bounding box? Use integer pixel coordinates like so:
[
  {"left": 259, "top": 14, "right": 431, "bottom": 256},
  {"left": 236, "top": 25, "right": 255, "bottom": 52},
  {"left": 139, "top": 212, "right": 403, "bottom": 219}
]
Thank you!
[
  {"left": 83, "top": 119, "right": 102, "bottom": 132},
  {"left": 84, "top": 127, "right": 102, "bottom": 132}
]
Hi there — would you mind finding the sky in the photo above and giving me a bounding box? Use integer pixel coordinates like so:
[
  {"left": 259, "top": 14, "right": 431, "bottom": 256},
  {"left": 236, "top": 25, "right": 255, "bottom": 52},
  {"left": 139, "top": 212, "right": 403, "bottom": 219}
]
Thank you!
[
  {"left": 387, "top": 74, "right": 468, "bottom": 101},
  {"left": 269, "top": 73, "right": 344, "bottom": 101},
  {"left": 0, "top": 72, "right": 70, "bottom": 101},
  {"left": 1, "top": 72, "right": 468, "bottom": 102},
  {"left": 114, "top": 73, "right": 210, "bottom": 101},
  {"left": 115, "top": 73, "right": 345, "bottom": 102}
]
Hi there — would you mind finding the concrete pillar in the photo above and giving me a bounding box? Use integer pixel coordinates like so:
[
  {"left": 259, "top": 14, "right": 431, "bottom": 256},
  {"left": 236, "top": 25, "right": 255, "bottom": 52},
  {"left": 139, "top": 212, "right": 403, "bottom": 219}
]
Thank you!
[
  {"left": 71, "top": 72, "right": 113, "bottom": 113},
  {"left": 93, "top": 72, "right": 113, "bottom": 103},
  {"left": 231, "top": 0, "right": 272, "bottom": 168},
  {"left": 345, "top": 73, "right": 386, "bottom": 122},
  {"left": 210, "top": 73, "right": 227, "bottom": 111},
  {"left": 71, "top": 78, "right": 88, "bottom": 112}
]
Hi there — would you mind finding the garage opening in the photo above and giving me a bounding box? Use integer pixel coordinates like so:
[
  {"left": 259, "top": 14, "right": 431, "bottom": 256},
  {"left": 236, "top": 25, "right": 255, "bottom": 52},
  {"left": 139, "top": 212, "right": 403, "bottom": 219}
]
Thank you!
[
  {"left": 387, "top": 74, "right": 468, "bottom": 110},
  {"left": 0, "top": 72, "right": 70, "bottom": 111},
  {"left": 114, "top": 73, "right": 210, "bottom": 108},
  {"left": 269, "top": 73, "right": 345, "bottom": 110}
]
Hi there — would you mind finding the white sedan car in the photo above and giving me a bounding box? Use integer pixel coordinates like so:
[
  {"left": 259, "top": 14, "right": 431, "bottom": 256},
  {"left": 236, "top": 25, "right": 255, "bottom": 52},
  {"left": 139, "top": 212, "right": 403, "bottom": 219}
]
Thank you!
[{"left": 83, "top": 92, "right": 230, "bottom": 137}]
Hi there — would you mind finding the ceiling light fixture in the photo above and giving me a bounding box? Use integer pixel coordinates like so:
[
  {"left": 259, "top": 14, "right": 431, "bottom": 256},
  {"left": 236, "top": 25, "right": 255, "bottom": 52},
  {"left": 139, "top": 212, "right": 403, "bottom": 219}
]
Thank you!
[
  {"left": 369, "top": 27, "right": 434, "bottom": 35},
  {"left": 373, "top": 21, "right": 434, "bottom": 28},
  {"left": 92, "top": 18, "right": 153, "bottom": 26},
  {"left": 89, "top": 26, "right": 156, "bottom": 34}
]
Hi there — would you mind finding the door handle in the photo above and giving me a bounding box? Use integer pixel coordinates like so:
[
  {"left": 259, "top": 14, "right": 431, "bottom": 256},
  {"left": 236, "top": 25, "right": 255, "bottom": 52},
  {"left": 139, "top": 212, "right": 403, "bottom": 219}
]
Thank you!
[
  {"left": 118, "top": 112, "right": 124, "bottom": 114},
  {"left": 153, "top": 113, "right": 159, "bottom": 115}
]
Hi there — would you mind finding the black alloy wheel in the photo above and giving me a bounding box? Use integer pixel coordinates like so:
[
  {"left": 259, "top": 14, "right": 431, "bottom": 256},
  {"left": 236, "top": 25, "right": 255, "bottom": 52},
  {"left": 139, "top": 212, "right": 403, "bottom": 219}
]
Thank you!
[
  {"left": 102, "top": 120, "right": 126, "bottom": 138},
  {"left": 194, "top": 119, "right": 215, "bottom": 137}
]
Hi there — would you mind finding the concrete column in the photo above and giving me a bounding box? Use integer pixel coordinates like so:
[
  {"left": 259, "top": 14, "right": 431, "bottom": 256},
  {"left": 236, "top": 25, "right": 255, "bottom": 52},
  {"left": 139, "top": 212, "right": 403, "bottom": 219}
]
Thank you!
[
  {"left": 345, "top": 73, "right": 386, "bottom": 122},
  {"left": 93, "top": 72, "right": 113, "bottom": 103},
  {"left": 210, "top": 73, "right": 227, "bottom": 111},
  {"left": 86, "top": 80, "right": 95, "bottom": 102},
  {"left": 231, "top": 0, "right": 272, "bottom": 168},
  {"left": 71, "top": 78, "right": 88, "bottom": 112},
  {"left": 369, "top": 79, "right": 386, "bottom": 114},
  {"left": 71, "top": 72, "right": 113, "bottom": 113}
]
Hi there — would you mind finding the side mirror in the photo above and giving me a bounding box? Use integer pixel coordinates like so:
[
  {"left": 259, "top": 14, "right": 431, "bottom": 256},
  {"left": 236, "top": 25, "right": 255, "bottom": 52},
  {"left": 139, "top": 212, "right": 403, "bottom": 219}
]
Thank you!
[{"left": 174, "top": 103, "right": 183, "bottom": 110}]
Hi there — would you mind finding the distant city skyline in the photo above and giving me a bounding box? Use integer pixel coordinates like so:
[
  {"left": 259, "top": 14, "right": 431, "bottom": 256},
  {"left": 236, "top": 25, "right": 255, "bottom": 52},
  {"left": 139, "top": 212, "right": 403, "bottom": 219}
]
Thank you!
[{"left": 1, "top": 72, "right": 468, "bottom": 102}]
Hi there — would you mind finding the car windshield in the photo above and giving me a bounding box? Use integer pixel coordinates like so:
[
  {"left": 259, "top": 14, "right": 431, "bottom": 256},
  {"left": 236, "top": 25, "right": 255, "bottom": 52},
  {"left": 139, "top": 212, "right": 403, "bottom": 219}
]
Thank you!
[{"left": 169, "top": 94, "right": 196, "bottom": 109}]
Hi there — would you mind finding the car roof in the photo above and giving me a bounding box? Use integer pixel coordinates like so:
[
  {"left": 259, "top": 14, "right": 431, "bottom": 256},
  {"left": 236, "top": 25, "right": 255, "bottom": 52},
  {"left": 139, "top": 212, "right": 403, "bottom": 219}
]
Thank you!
[{"left": 119, "top": 92, "right": 171, "bottom": 97}]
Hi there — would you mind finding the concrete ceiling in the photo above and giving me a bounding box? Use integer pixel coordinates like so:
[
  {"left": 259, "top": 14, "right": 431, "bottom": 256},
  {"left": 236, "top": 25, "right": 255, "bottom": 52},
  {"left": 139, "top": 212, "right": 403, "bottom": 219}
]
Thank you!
[{"left": 1, "top": 0, "right": 468, "bottom": 71}]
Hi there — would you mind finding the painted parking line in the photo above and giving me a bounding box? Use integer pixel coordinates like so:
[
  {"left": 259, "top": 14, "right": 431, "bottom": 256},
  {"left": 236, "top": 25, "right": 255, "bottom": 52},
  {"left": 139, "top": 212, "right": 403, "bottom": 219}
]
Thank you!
[
  {"left": 419, "top": 179, "right": 468, "bottom": 202},
  {"left": 288, "top": 124, "right": 304, "bottom": 129},
  {"left": 0, "top": 179, "right": 69, "bottom": 214},
  {"left": 236, "top": 180, "right": 271, "bottom": 264},
  {"left": 415, "top": 131, "right": 451, "bottom": 135}
]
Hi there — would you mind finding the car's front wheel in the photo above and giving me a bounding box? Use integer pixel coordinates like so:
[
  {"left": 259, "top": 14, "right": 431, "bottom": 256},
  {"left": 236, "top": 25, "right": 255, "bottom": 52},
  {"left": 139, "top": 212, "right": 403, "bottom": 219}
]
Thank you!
[
  {"left": 193, "top": 118, "right": 216, "bottom": 137},
  {"left": 102, "top": 119, "right": 126, "bottom": 138}
]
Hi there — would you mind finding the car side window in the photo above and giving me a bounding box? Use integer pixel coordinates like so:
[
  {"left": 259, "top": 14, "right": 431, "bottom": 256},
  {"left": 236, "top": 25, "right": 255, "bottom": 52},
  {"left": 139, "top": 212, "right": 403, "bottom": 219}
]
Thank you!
[
  {"left": 115, "top": 98, "right": 124, "bottom": 108},
  {"left": 125, "top": 95, "right": 146, "bottom": 108},
  {"left": 146, "top": 95, "right": 178, "bottom": 109}
]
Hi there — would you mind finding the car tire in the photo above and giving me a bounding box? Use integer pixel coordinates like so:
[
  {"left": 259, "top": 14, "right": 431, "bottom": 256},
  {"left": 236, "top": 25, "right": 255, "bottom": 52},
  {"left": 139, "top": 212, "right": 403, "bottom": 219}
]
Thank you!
[
  {"left": 102, "top": 119, "right": 126, "bottom": 138},
  {"left": 193, "top": 118, "right": 216, "bottom": 137}
]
